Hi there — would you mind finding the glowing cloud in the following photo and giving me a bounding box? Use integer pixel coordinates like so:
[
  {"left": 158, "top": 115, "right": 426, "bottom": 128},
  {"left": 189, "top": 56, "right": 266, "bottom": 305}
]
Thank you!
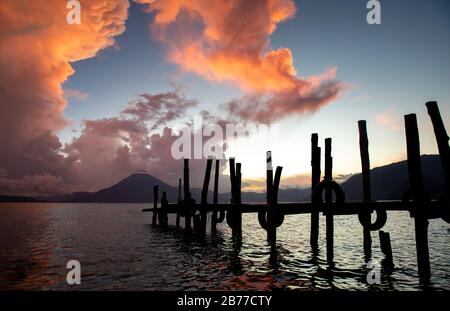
[
  {"left": 0, "top": 0, "right": 129, "bottom": 194},
  {"left": 136, "top": 0, "right": 345, "bottom": 121}
]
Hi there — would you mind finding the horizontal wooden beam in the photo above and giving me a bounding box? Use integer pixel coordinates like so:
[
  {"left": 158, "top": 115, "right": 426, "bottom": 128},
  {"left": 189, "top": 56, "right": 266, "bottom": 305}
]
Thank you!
[{"left": 142, "top": 200, "right": 449, "bottom": 219}]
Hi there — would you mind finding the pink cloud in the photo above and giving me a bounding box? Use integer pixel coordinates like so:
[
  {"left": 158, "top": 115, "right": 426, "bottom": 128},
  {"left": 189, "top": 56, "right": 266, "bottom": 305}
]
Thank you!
[
  {"left": 375, "top": 108, "right": 403, "bottom": 131},
  {"left": 64, "top": 88, "right": 89, "bottom": 101}
]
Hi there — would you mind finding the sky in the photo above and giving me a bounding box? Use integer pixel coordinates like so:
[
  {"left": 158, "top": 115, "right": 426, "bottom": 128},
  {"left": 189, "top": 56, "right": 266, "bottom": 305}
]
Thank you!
[{"left": 0, "top": 0, "right": 449, "bottom": 196}]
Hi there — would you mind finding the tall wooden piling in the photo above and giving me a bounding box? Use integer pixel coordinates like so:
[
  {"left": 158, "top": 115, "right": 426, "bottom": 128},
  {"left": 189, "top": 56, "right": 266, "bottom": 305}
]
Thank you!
[
  {"left": 358, "top": 120, "right": 373, "bottom": 258},
  {"left": 152, "top": 185, "right": 159, "bottom": 227},
  {"left": 266, "top": 151, "right": 273, "bottom": 243},
  {"left": 227, "top": 158, "right": 242, "bottom": 239},
  {"left": 211, "top": 159, "right": 220, "bottom": 234},
  {"left": 268, "top": 166, "right": 283, "bottom": 245},
  {"left": 324, "top": 138, "right": 334, "bottom": 263},
  {"left": 310, "top": 134, "right": 321, "bottom": 249},
  {"left": 199, "top": 158, "right": 213, "bottom": 240},
  {"left": 405, "top": 114, "right": 431, "bottom": 281},
  {"left": 234, "top": 162, "right": 243, "bottom": 239},
  {"left": 176, "top": 178, "right": 181, "bottom": 227},
  {"left": 230, "top": 157, "right": 236, "bottom": 202},
  {"left": 159, "top": 191, "right": 168, "bottom": 229},
  {"left": 426, "top": 101, "right": 450, "bottom": 194},
  {"left": 236, "top": 163, "right": 242, "bottom": 204},
  {"left": 267, "top": 151, "right": 273, "bottom": 205},
  {"left": 184, "top": 159, "right": 192, "bottom": 233}
]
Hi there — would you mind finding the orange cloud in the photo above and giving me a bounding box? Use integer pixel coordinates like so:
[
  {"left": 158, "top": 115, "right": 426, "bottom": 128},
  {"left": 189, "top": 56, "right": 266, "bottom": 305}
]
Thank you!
[
  {"left": 0, "top": 0, "right": 129, "bottom": 193},
  {"left": 137, "top": 0, "right": 345, "bottom": 121}
]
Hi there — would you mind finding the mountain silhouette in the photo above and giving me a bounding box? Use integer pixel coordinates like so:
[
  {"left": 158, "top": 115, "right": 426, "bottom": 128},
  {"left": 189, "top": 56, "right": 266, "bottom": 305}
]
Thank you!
[
  {"left": 45, "top": 172, "right": 179, "bottom": 203},
  {"left": 86, "top": 172, "right": 178, "bottom": 203},
  {"left": 239, "top": 155, "right": 445, "bottom": 202},
  {"left": 22, "top": 154, "right": 446, "bottom": 203},
  {"left": 340, "top": 154, "right": 444, "bottom": 201}
]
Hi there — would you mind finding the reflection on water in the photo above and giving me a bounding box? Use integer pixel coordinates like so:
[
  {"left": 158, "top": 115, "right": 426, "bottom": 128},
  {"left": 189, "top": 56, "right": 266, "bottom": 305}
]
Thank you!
[{"left": 0, "top": 203, "right": 449, "bottom": 290}]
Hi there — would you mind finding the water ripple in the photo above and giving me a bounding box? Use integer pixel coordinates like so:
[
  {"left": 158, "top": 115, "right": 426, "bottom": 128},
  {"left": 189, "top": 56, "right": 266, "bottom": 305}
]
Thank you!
[{"left": 0, "top": 203, "right": 449, "bottom": 290}]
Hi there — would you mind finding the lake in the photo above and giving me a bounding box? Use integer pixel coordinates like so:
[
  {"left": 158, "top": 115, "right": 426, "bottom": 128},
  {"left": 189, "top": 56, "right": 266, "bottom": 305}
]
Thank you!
[{"left": 0, "top": 202, "right": 449, "bottom": 290}]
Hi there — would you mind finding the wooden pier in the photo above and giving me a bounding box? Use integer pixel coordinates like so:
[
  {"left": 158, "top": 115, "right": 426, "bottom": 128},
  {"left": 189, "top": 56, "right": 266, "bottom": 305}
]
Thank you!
[{"left": 143, "top": 101, "right": 450, "bottom": 283}]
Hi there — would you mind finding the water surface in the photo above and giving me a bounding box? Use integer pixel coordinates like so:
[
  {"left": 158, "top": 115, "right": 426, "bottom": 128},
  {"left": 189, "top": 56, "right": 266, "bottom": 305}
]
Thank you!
[{"left": 0, "top": 203, "right": 449, "bottom": 290}]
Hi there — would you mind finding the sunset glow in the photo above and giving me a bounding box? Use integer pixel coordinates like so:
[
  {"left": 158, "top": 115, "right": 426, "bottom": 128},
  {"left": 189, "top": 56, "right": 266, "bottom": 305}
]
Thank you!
[{"left": 0, "top": 0, "right": 449, "bottom": 195}]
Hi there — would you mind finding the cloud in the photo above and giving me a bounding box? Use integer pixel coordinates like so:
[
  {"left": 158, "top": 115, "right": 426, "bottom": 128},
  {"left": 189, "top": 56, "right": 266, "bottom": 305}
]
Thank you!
[
  {"left": 122, "top": 91, "right": 197, "bottom": 129},
  {"left": 225, "top": 69, "right": 345, "bottom": 122},
  {"left": 0, "top": 0, "right": 345, "bottom": 196},
  {"left": 0, "top": 0, "right": 129, "bottom": 195},
  {"left": 0, "top": 1, "right": 226, "bottom": 196},
  {"left": 61, "top": 89, "right": 230, "bottom": 193},
  {"left": 375, "top": 108, "right": 403, "bottom": 131},
  {"left": 63, "top": 88, "right": 89, "bottom": 101},
  {"left": 136, "top": 0, "right": 345, "bottom": 122},
  {"left": 0, "top": 172, "right": 70, "bottom": 197},
  {"left": 280, "top": 174, "right": 311, "bottom": 189}
]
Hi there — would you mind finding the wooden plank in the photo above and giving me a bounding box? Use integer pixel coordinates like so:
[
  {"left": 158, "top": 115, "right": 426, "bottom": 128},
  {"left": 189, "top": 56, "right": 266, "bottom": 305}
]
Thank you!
[{"left": 143, "top": 200, "right": 449, "bottom": 217}]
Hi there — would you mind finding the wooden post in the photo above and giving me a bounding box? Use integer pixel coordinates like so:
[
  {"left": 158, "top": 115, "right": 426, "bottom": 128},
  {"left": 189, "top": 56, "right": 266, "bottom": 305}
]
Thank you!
[
  {"left": 159, "top": 191, "right": 168, "bottom": 229},
  {"left": 358, "top": 120, "right": 373, "bottom": 258},
  {"left": 266, "top": 151, "right": 273, "bottom": 205},
  {"left": 236, "top": 163, "right": 242, "bottom": 204},
  {"left": 266, "top": 151, "right": 273, "bottom": 242},
  {"left": 405, "top": 114, "right": 431, "bottom": 281},
  {"left": 211, "top": 159, "right": 220, "bottom": 234},
  {"left": 227, "top": 158, "right": 242, "bottom": 240},
  {"left": 152, "top": 185, "right": 159, "bottom": 227},
  {"left": 184, "top": 159, "right": 191, "bottom": 233},
  {"left": 325, "top": 138, "right": 334, "bottom": 264},
  {"left": 426, "top": 101, "right": 450, "bottom": 194},
  {"left": 176, "top": 178, "right": 181, "bottom": 227},
  {"left": 268, "top": 166, "right": 282, "bottom": 246},
  {"left": 199, "top": 158, "right": 213, "bottom": 240},
  {"left": 234, "top": 162, "right": 242, "bottom": 240},
  {"left": 310, "top": 134, "right": 321, "bottom": 250},
  {"left": 229, "top": 157, "right": 236, "bottom": 201},
  {"left": 379, "top": 230, "right": 393, "bottom": 261},
  {"left": 272, "top": 167, "right": 282, "bottom": 209}
]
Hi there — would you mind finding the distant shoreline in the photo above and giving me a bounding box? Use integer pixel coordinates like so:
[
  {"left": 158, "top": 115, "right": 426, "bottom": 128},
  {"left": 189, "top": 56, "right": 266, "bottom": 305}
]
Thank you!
[{"left": 0, "top": 195, "right": 40, "bottom": 203}]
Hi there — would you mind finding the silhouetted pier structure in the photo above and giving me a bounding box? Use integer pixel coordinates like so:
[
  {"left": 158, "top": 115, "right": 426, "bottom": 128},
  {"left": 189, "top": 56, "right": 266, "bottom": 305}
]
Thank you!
[{"left": 143, "top": 101, "right": 450, "bottom": 283}]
